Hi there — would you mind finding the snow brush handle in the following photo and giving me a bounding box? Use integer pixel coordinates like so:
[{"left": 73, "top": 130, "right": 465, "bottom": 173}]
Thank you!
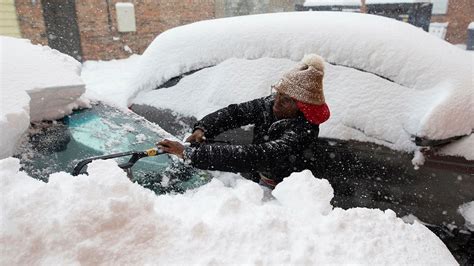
[{"left": 71, "top": 147, "right": 165, "bottom": 176}]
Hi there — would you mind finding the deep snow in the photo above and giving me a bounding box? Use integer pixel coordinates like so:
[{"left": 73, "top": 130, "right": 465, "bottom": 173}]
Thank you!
[
  {"left": 128, "top": 11, "right": 473, "bottom": 144},
  {"left": 0, "top": 157, "right": 458, "bottom": 265},
  {"left": 1, "top": 12, "right": 472, "bottom": 265},
  {"left": 0, "top": 37, "right": 89, "bottom": 159}
]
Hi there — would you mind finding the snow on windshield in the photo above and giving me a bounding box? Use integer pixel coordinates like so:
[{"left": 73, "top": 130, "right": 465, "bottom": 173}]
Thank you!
[
  {"left": 0, "top": 37, "right": 89, "bottom": 159},
  {"left": 0, "top": 157, "right": 457, "bottom": 265}
]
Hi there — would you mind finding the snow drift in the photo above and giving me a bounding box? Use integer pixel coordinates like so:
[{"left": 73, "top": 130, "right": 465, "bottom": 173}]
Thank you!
[
  {"left": 0, "top": 37, "right": 88, "bottom": 159},
  {"left": 0, "top": 157, "right": 457, "bottom": 265}
]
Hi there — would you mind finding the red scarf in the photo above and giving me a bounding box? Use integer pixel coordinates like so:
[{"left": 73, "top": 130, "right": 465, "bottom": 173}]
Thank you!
[{"left": 296, "top": 101, "right": 330, "bottom": 125}]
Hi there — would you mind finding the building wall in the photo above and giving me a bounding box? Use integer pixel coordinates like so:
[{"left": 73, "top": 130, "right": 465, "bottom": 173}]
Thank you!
[
  {"left": 431, "top": 0, "right": 474, "bottom": 44},
  {"left": 0, "top": 0, "right": 21, "bottom": 37},
  {"left": 76, "top": 0, "right": 215, "bottom": 60},
  {"left": 14, "top": 0, "right": 305, "bottom": 60},
  {"left": 14, "top": 0, "right": 215, "bottom": 61},
  {"left": 15, "top": 0, "right": 47, "bottom": 45},
  {"left": 215, "top": 0, "right": 303, "bottom": 18}
]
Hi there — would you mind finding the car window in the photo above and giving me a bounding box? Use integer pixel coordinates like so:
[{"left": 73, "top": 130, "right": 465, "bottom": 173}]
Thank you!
[{"left": 15, "top": 103, "right": 210, "bottom": 194}]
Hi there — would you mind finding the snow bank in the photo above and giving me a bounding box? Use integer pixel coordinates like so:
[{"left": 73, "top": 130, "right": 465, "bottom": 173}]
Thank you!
[
  {"left": 0, "top": 157, "right": 457, "bottom": 265},
  {"left": 0, "top": 37, "right": 88, "bottom": 159},
  {"left": 128, "top": 12, "right": 472, "bottom": 142}
]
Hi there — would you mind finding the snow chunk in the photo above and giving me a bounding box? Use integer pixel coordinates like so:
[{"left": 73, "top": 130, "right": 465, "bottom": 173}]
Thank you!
[
  {"left": 0, "top": 37, "right": 88, "bottom": 159},
  {"left": 0, "top": 90, "right": 30, "bottom": 160},
  {"left": 272, "top": 170, "right": 334, "bottom": 215},
  {"left": 0, "top": 157, "right": 457, "bottom": 265},
  {"left": 411, "top": 149, "right": 426, "bottom": 169},
  {"left": 459, "top": 201, "right": 474, "bottom": 231}
]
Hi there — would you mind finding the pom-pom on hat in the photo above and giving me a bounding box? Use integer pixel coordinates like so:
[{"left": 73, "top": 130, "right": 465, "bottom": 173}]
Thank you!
[{"left": 273, "top": 54, "right": 330, "bottom": 124}]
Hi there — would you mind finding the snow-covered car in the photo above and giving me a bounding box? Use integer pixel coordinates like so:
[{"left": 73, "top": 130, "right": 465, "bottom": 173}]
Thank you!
[
  {"left": 0, "top": 37, "right": 209, "bottom": 194},
  {"left": 83, "top": 11, "right": 473, "bottom": 259}
]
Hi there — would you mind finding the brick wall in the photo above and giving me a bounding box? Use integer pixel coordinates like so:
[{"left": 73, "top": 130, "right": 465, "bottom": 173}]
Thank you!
[
  {"left": 215, "top": 0, "right": 302, "bottom": 18},
  {"left": 431, "top": 0, "right": 474, "bottom": 44},
  {"left": 76, "top": 0, "right": 215, "bottom": 60},
  {"left": 15, "top": 0, "right": 47, "bottom": 45}
]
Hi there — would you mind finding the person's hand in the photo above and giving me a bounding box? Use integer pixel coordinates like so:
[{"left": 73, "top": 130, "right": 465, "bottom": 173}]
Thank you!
[
  {"left": 185, "top": 129, "right": 206, "bottom": 143},
  {"left": 157, "top": 139, "right": 185, "bottom": 158}
]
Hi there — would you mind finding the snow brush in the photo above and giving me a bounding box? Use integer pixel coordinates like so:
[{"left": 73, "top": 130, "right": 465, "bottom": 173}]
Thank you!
[{"left": 72, "top": 147, "right": 164, "bottom": 177}]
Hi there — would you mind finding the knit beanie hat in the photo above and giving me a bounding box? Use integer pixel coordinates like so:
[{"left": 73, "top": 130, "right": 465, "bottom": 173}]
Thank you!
[{"left": 273, "top": 54, "right": 330, "bottom": 124}]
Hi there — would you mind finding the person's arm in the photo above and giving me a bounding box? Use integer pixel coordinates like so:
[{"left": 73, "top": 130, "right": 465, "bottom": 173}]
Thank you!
[
  {"left": 193, "top": 96, "right": 271, "bottom": 139},
  {"left": 186, "top": 129, "right": 304, "bottom": 173}
]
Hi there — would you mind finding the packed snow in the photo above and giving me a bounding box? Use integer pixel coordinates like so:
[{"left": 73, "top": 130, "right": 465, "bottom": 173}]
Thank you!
[
  {"left": 0, "top": 37, "right": 88, "bottom": 159},
  {"left": 0, "top": 157, "right": 457, "bottom": 265}
]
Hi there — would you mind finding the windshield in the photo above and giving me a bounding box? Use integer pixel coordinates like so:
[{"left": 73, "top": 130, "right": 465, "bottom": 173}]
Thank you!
[{"left": 15, "top": 103, "right": 210, "bottom": 194}]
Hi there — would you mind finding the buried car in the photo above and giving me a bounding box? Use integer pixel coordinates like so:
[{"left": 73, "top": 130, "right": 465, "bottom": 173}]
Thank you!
[{"left": 82, "top": 11, "right": 473, "bottom": 262}]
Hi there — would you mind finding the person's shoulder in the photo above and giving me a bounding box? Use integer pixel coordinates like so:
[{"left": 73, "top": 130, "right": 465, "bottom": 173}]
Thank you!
[
  {"left": 264, "top": 94, "right": 275, "bottom": 101},
  {"left": 292, "top": 116, "right": 319, "bottom": 132}
]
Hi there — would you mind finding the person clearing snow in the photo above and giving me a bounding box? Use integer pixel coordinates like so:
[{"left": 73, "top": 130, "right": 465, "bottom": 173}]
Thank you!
[{"left": 158, "top": 54, "right": 330, "bottom": 189}]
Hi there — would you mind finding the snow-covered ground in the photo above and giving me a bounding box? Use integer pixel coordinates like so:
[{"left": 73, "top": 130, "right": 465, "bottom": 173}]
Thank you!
[
  {"left": 1, "top": 12, "right": 472, "bottom": 265},
  {"left": 0, "top": 158, "right": 458, "bottom": 265},
  {"left": 0, "top": 37, "right": 89, "bottom": 159}
]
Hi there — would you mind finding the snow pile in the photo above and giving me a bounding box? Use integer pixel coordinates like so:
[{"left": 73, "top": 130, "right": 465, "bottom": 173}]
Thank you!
[
  {"left": 125, "top": 12, "right": 472, "bottom": 148},
  {"left": 0, "top": 157, "right": 457, "bottom": 265},
  {"left": 82, "top": 55, "right": 141, "bottom": 108},
  {"left": 0, "top": 37, "right": 88, "bottom": 159}
]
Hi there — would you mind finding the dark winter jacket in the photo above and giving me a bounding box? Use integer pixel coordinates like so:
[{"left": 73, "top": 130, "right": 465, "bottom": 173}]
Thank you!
[{"left": 186, "top": 95, "right": 320, "bottom": 185}]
